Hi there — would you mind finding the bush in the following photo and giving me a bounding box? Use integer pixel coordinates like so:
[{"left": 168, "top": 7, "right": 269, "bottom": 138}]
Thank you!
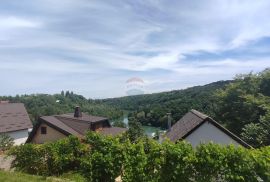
[
  {"left": 81, "top": 132, "right": 125, "bottom": 182},
  {"left": 160, "top": 140, "right": 195, "bottom": 182},
  {"left": 9, "top": 136, "right": 86, "bottom": 176},
  {"left": 250, "top": 146, "right": 270, "bottom": 182},
  {"left": 8, "top": 133, "right": 270, "bottom": 181},
  {"left": 122, "top": 140, "right": 147, "bottom": 182},
  {"left": 9, "top": 144, "right": 47, "bottom": 175},
  {"left": 0, "top": 134, "right": 14, "bottom": 151}
]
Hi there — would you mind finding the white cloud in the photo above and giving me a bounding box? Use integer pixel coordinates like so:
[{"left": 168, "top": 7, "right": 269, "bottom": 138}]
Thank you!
[
  {"left": 0, "top": 0, "right": 270, "bottom": 98},
  {"left": 0, "top": 16, "right": 41, "bottom": 29}
]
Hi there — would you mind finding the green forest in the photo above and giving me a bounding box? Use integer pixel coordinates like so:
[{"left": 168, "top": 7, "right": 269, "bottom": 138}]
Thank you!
[
  {"left": 101, "top": 69, "right": 270, "bottom": 147},
  {"left": 1, "top": 69, "right": 269, "bottom": 147},
  {"left": 0, "top": 91, "right": 123, "bottom": 123},
  {"left": 101, "top": 80, "right": 231, "bottom": 128}
]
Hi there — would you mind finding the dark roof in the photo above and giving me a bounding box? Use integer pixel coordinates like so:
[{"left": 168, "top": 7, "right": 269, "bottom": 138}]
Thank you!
[
  {"left": 0, "top": 103, "right": 33, "bottom": 133},
  {"left": 59, "top": 113, "right": 108, "bottom": 123},
  {"left": 98, "top": 127, "right": 128, "bottom": 136},
  {"left": 41, "top": 116, "right": 82, "bottom": 137},
  {"left": 166, "top": 109, "right": 251, "bottom": 148},
  {"left": 27, "top": 113, "right": 127, "bottom": 142}
]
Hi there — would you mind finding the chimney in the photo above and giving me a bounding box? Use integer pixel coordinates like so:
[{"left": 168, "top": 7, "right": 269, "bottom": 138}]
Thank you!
[
  {"left": 167, "top": 113, "right": 171, "bottom": 132},
  {"left": 74, "top": 106, "right": 82, "bottom": 118}
]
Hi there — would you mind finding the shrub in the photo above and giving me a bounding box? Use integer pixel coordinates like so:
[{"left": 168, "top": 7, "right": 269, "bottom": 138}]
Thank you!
[
  {"left": 250, "top": 146, "right": 270, "bottom": 182},
  {"left": 0, "top": 134, "right": 14, "bottom": 151},
  {"left": 160, "top": 140, "right": 195, "bottom": 182},
  {"left": 9, "top": 144, "right": 47, "bottom": 175},
  {"left": 44, "top": 136, "right": 87, "bottom": 175},
  {"left": 8, "top": 133, "right": 270, "bottom": 181},
  {"left": 9, "top": 136, "right": 86, "bottom": 176},
  {"left": 81, "top": 132, "right": 125, "bottom": 182},
  {"left": 194, "top": 143, "right": 227, "bottom": 181},
  {"left": 122, "top": 140, "right": 147, "bottom": 182},
  {"left": 222, "top": 145, "right": 258, "bottom": 182}
]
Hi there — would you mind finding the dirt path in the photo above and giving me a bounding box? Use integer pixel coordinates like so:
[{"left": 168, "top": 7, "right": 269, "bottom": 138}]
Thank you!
[{"left": 0, "top": 155, "right": 14, "bottom": 171}]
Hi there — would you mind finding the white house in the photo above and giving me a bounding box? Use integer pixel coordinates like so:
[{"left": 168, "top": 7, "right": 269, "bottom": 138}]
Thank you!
[
  {"left": 166, "top": 109, "right": 250, "bottom": 148},
  {"left": 0, "top": 102, "right": 33, "bottom": 145}
]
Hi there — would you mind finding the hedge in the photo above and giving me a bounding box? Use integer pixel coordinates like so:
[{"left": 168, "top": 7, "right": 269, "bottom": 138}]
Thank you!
[{"left": 8, "top": 132, "right": 270, "bottom": 182}]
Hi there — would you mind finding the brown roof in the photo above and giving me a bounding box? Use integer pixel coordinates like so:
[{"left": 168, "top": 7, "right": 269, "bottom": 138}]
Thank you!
[
  {"left": 27, "top": 113, "right": 127, "bottom": 142},
  {"left": 41, "top": 116, "right": 83, "bottom": 137},
  {"left": 98, "top": 127, "right": 128, "bottom": 136},
  {"left": 0, "top": 103, "right": 33, "bottom": 133},
  {"left": 59, "top": 113, "right": 108, "bottom": 123},
  {"left": 166, "top": 109, "right": 251, "bottom": 148}
]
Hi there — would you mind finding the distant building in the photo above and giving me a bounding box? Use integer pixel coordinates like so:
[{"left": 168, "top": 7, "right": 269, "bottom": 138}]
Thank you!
[
  {"left": 0, "top": 102, "right": 33, "bottom": 145},
  {"left": 166, "top": 109, "right": 250, "bottom": 148},
  {"left": 27, "top": 106, "right": 127, "bottom": 144}
]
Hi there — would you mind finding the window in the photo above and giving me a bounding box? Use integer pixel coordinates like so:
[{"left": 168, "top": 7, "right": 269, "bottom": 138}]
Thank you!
[{"left": 41, "top": 126, "right": 47, "bottom": 134}]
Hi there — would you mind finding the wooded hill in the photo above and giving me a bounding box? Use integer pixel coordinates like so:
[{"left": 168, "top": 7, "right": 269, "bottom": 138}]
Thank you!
[
  {"left": 1, "top": 69, "right": 269, "bottom": 147},
  {"left": 101, "top": 80, "right": 231, "bottom": 128},
  {"left": 0, "top": 92, "right": 123, "bottom": 123},
  {"left": 102, "top": 68, "right": 270, "bottom": 147}
]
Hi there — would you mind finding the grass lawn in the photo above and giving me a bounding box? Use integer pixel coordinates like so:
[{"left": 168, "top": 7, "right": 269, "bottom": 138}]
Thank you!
[{"left": 0, "top": 170, "right": 86, "bottom": 182}]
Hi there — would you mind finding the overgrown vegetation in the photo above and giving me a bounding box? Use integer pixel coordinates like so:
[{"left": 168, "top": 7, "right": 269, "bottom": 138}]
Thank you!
[
  {"left": 8, "top": 133, "right": 270, "bottom": 182},
  {"left": 0, "top": 134, "right": 14, "bottom": 151},
  {"left": 215, "top": 69, "right": 270, "bottom": 147}
]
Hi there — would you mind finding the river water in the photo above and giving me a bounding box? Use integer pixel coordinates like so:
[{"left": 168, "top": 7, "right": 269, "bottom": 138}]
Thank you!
[{"left": 122, "top": 115, "right": 165, "bottom": 137}]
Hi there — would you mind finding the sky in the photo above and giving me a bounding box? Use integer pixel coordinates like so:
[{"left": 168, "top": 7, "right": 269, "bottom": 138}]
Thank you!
[{"left": 0, "top": 0, "right": 270, "bottom": 99}]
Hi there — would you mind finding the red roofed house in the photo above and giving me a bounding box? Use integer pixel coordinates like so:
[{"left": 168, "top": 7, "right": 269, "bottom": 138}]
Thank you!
[
  {"left": 0, "top": 102, "right": 33, "bottom": 145},
  {"left": 166, "top": 110, "right": 250, "bottom": 148},
  {"left": 27, "top": 106, "right": 127, "bottom": 144}
]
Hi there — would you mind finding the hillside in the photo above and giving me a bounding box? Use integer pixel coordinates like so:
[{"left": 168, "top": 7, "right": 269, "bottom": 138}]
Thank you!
[
  {"left": 102, "top": 69, "right": 270, "bottom": 147},
  {"left": 0, "top": 92, "right": 123, "bottom": 123},
  {"left": 101, "top": 80, "right": 232, "bottom": 128},
  {"left": 1, "top": 69, "right": 269, "bottom": 147}
]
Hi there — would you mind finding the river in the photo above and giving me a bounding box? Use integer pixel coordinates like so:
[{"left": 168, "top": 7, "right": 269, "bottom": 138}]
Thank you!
[{"left": 122, "top": 114, "right": 165, "bottom": 137}]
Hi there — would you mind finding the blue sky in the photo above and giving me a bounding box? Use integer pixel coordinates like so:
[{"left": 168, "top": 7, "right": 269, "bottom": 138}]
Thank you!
[{"left": 0, "top": 0, "right": 270, "bottom": 98}]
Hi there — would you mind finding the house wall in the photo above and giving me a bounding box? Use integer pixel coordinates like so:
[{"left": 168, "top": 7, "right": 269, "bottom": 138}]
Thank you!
[
  {"left": 6, "top": 129, "right": 30, "bottom": 145},
  {"left": 185, "top": 122, "right": 241, "bottom": 147},
  {"left": 31, "top": 123, "right": 67, "bottom": 144}
]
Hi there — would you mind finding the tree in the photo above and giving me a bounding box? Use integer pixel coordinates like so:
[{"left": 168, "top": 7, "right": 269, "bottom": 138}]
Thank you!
[
  {"left": 241, "top": 123, "right": 267, "bottom": 148},
  {"left": 126, "top": 117, "right": 145, "bottom": 142},
  {"left": 215, "top": 69, "right": 270, "bottom": 147},
  {"left": 65, "top": 91, "right": 70, "bottom": 97},
  {"left": 112, "top": 120, "right": 127, "bottom": 128}
]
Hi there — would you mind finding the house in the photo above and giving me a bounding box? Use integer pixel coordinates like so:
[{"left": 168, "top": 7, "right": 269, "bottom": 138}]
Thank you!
[
  {"left": 0, "top": 102, "right": 33, "bottom": 145},
  {"left": 27, "top": 106, "right": 127, "bottom": 144},
  {"left": 166, "top": 109, "right": 250, "bottom": 148}
]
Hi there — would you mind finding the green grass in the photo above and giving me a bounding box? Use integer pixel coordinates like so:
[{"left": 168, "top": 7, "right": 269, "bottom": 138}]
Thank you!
[{"left": 0, "top": 170, "right": 86, "bottom": 182}]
